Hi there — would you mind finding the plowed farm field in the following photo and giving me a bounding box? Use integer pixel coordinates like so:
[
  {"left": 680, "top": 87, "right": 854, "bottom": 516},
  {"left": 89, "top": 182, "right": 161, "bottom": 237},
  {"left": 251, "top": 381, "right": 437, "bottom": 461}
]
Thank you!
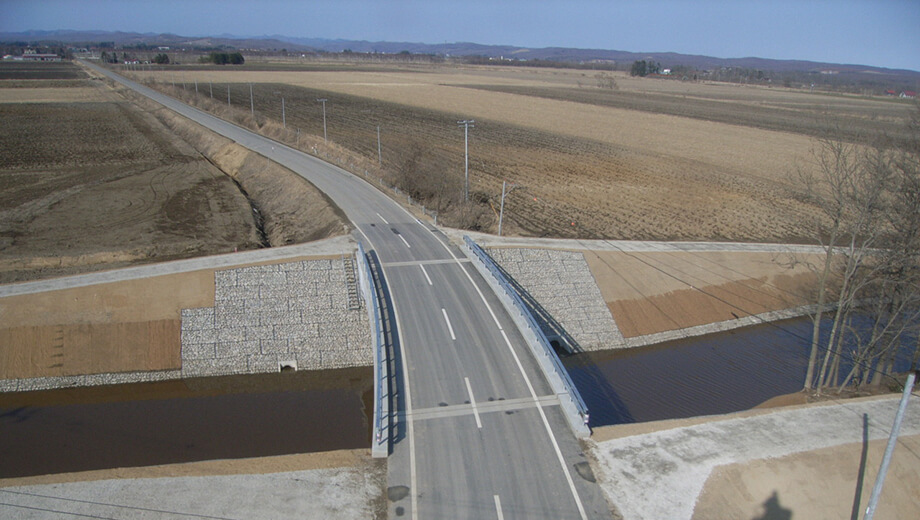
[
  {"left": 134, "top": 64, "right": 916, "bottom": 242},
  {"left": 0, "top": 61, "right": 263, "bottom": 283}
]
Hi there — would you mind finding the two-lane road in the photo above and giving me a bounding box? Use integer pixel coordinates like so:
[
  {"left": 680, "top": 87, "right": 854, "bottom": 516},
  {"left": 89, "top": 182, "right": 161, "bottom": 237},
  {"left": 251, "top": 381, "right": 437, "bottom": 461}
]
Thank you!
[{"left": 85, "top": 61, "right": 612, "bottom": 519}]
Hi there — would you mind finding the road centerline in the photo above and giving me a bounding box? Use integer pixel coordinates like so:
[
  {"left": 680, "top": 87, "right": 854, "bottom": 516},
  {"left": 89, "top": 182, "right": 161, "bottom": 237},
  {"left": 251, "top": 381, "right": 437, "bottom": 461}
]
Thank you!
[
  {"left": 441, "top": 308, "right": 456, "bottom": 340},
  {"left": 494, "top": 495, "right": 505, "bottom": 520},
  {"left": 419, "top": 265, "right": 433, "bottom": 286},
  {"left": 465, "top": 376, "right": 483, "bottom": 429}
]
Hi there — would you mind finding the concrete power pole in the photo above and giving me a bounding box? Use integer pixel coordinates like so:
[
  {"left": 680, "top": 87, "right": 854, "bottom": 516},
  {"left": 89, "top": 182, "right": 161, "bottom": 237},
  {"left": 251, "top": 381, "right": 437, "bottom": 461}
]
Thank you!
[
  {"left": 498, "top": 180, "right": 518, "bottom": 236},
  {"left": 317, "top": 98, "right": 328, "bottom": 143},
  {"left": 249, "top": 83, "right": 254, "bottom": 117},
  {"left": 458, "top": 120, "right": 474, "bottom": 201},
  {"left": 377, "top": 125, "right": 382, "bottom": 166}
]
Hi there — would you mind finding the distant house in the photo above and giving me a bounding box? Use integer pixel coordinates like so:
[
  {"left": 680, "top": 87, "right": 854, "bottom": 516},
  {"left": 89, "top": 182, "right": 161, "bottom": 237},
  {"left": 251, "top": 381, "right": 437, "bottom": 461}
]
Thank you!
[
  {"left": 885, "top": 89, "right": 897, "bottom": 96},
  {"left": 22, "top": 53, "right": 61, "bottom": 62},
  {"left": 900, "top": 91, "right": 917, "bottom": 99}
]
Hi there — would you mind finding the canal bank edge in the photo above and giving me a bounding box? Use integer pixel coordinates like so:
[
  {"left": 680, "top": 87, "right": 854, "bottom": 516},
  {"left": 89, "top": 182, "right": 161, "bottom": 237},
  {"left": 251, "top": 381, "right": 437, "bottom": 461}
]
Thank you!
[
  {"left": 0, "top": 236, "right": 371, "bottom": 392},
  {"left": 3, "top": 232, "right": 819, "bottom": 392}
]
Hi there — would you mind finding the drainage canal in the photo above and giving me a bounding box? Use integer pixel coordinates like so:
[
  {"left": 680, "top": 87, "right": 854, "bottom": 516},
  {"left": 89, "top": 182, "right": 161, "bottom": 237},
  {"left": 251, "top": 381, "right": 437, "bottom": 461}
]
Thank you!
[
  {"left": 0, "top": 367, "right": 372, "bottom": 479},
  {"left": 563, "top": 317, "right": 913, "bottom": 427}
]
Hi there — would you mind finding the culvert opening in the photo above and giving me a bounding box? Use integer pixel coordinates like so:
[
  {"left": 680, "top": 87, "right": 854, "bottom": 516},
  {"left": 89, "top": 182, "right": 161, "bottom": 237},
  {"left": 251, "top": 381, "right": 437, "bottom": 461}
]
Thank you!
[{"left": 279, "top": 361, "right": 298, "bottom": 373}]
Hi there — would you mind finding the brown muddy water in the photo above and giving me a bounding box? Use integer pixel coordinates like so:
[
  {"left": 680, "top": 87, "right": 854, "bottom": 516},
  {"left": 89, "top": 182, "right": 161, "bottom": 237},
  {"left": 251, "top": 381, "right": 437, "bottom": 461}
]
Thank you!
[
  {"left": 0, "top": 367, "right": 372, "bottom": 479},
  {"left": 564, "top": 318, "right": 816, "bottom": 427}
]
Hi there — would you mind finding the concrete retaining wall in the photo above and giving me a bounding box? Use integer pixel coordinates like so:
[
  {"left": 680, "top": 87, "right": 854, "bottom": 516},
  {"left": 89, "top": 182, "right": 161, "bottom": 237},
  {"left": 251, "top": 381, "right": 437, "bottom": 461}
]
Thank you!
[
  {"left": 181, "top": 257, "right": 371, "bottom": 377},
  {"left": 487, "top": 248, "right": 625, "bottom": 351}
]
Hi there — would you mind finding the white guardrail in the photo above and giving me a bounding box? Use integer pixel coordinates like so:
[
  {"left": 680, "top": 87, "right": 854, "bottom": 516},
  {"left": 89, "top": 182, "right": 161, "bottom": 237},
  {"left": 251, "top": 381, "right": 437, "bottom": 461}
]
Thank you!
[
  {"left": 356, "top": 242, "right": 389, "bottom": 457},
  {"left": 462, "top": 236, "right": 591, "bottom": 437}
]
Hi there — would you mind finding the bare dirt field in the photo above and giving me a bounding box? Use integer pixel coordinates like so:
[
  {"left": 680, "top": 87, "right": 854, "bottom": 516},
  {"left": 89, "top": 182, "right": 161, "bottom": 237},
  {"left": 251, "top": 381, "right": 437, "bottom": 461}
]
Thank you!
[
  {"left": 132, "top": 63, "right": 917, "bottom": 242},
  {"left": 0, "top": 61, "right": 348, "bottom": 283},
  {"left": 0, "top": 269, "right": 213, "bottom": 378},
  {"left": 583, "top": 250, "right": 817, "bottom": 337}
]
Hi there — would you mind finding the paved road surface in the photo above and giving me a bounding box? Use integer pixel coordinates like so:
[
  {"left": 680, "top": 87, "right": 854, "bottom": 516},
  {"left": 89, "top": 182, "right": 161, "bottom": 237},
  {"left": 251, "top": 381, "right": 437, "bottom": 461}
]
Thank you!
[{"left": 83, "top": 62, "right": 612, "bottom": 519}]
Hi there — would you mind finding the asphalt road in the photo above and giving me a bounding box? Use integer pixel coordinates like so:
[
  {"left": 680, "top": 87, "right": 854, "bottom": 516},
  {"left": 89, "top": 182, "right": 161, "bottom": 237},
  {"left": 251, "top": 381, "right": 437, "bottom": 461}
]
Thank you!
[{"left": 84, "top": 61, "right": 612, "bottom": 519}]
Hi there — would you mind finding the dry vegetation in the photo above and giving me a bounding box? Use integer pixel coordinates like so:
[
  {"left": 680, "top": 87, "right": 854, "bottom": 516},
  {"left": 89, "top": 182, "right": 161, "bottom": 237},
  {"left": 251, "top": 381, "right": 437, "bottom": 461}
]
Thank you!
[
  {"left": 0, "top": 61, "right": 348, "bottom": 283},
  {"left": 132, "top": 64, "right": 917, "bottom": 242}
]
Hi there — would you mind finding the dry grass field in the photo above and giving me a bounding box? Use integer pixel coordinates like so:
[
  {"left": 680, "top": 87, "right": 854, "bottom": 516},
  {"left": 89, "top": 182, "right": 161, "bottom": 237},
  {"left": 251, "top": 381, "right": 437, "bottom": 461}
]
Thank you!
[{"left": 134, "top": 64, "right": 918, "bottom": 242}]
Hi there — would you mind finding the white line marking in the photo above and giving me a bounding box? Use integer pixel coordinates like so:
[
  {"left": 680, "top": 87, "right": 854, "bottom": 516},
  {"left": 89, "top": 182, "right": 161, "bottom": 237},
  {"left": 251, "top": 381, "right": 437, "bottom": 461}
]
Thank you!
[
  {"left": 499, "top": 329, "right": 588, "bottom": 519},
  {"left": 376, "top": 212, "right": 389, "bottom": 224},
  {"left": 442, "top": 308, "right": 456, "bottom": 340},
  {"left": 418, "top": 226, "right": 589, "bottom": 518},
  {"left": 494, "top": 495, "right": 505, "bottom": 520},
  {"left": 419, "top": 264, "right": 433, "bottom": 286},
  {"left": 465, "top": 377, "right": 482, "bottom": 429},
  {"left": 398, "top": 234, "right": 411, "bottom": 249}
]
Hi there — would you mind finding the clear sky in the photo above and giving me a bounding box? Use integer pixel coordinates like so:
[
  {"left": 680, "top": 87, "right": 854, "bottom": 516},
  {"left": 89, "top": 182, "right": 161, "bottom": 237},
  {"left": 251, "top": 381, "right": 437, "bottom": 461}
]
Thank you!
[{"left": 3, "top": 0, "right": 919, "bottom": 71}]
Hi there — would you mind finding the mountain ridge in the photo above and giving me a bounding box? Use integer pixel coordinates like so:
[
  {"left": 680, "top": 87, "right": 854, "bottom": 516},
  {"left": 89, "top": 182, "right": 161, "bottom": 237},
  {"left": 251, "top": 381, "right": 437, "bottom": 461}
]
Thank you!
[{"left": 2, "top": 29, "right": 918, "bottom": 77}]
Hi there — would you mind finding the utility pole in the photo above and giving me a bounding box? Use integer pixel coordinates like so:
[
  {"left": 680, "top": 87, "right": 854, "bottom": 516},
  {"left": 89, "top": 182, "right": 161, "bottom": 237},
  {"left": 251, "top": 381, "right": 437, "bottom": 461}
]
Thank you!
[
  {"left": 209, "top": 81, "right": 213, "bottom": 99},
  {"left": 317, "top": 98, "right": 328, "bottom": 143},
  {"left": 194, "top": 79, "right": 198, "bottom": 94},
  {"left": 282, "top": 97, "right": 286, "bottom": 128},
  {"left": 863, "top": 370, "right": 917, "bottom": 520},
  {"left": 249, "top": 83, "right": 254, "bottom": 117},
  {"left": 227, "top": 85, "right": 230, "bottom": 107},
  {"left": 498, "top": 180, "right": 519, "bottom": 236},
  {"left": 458, "top": 119, "right": 474, "bottom": 201},
  {"left": 377, "top": 125, "right": 382, "bottom": 166}
]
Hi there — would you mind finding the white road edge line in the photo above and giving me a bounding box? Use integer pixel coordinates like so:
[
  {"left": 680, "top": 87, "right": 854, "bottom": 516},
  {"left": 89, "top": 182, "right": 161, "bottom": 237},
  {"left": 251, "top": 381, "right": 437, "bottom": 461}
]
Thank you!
[
  {"left": 376, "top": 212, "right": 389, "bottom": 225},
  {"left": 442, "top": 308, "right": 456, "bottom": 340},
  {"left": 415, "top": 224, "right": 589, "bottom": 520},
  {"left": 354, "top": 227, "right": 418, "bottom": 520},
  {"left": 419, "top": 264, "right": 433, "bottom": 286},
  {"left": 465, "top": 376, "right": 483, "bottom": 429},
  {"left": 494, "top": 495, "right": 505, "bottom": 520},
  {"left": 398, "top": 234, "right": 412, "bottom": 249}
]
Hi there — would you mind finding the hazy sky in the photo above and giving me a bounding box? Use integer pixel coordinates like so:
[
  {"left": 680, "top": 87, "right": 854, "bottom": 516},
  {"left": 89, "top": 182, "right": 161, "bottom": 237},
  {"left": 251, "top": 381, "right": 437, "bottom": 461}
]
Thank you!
[{"left": 3, "top": 0, "right": 919, "bottom": 71}]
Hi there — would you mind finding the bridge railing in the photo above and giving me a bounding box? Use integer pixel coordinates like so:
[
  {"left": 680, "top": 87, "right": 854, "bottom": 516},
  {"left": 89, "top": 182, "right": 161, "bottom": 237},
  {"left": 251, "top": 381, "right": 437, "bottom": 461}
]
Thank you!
[
  {"left": 356, "top": 242, "right": 388, "bottom": 457},
  {"left": 462, "top": 236, "right": 590, "bottom": 437}
]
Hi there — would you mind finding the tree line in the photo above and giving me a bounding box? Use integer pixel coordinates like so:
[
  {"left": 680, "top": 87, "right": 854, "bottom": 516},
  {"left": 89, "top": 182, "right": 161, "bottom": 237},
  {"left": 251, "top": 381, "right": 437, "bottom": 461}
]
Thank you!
[
  {"left": 199, "top": 52, "right": 245, "bottom": 65},
  {"left": 798, "top": 108, "right": 920, "bottom": 394}
]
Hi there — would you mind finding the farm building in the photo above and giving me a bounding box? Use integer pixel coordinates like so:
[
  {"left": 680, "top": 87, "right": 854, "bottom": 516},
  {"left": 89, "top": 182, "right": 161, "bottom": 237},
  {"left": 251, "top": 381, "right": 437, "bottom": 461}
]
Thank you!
[{"left": 22, "top": 53, "right": 61, "bottom": 62}]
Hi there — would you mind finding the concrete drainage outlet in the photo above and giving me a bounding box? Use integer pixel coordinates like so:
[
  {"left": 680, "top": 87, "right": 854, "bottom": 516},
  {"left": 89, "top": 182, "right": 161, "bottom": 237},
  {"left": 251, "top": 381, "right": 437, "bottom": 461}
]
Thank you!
[{"left": 279, "top": 360, "right": 297, "bottom": 372}]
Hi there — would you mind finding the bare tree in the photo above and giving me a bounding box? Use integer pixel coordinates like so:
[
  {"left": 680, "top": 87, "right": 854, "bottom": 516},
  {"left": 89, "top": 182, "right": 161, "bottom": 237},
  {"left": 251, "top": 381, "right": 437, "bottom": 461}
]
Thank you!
[{"left": 800, "top": 108, "right": 920, "bottom": 394}]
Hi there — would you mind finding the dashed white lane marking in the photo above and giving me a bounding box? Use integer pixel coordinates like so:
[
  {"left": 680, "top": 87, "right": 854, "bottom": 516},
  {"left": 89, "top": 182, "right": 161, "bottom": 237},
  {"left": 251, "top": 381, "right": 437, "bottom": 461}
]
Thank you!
[
  {"left": 465, "top": 376, "right": 482, "bottom": 429},
  {"left": 376, "top": 212, "right": 389, "bottom": 224},
  {"left": 494, "top": 495, "right": 505, "bottom": 520},
  {"left": 398, "top": 234, "right": 411, "bottom": 249},
  {"left": 442, "top": 308, "right": 456, "bottom": 340},
  {"left": 420, "top": 264, "right": 433, "bottom": 286}
]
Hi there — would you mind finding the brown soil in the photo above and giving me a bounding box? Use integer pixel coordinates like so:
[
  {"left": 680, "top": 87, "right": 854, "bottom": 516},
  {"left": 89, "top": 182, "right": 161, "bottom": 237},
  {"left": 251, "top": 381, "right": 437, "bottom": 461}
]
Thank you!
[
  {"left": 131, "top": 65, "right": 912, "bottom": 242},
  {"left": 0, "top": 270, "right": 213, "bottom": 379},
  {"left": 583, "top": 250, "right": 817, "bottom": 337},
  {"left": 0, "top": 62, "right": 349, "bottom": 284},
  {"left": 693, "top": 435, "right": 920, "bottom": 520}
]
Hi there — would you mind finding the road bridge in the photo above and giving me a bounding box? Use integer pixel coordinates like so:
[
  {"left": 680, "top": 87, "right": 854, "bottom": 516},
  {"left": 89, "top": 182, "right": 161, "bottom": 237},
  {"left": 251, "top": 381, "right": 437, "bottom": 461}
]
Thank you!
[{"left": 82, "top": 61, "right": 612, "bottom": 519}]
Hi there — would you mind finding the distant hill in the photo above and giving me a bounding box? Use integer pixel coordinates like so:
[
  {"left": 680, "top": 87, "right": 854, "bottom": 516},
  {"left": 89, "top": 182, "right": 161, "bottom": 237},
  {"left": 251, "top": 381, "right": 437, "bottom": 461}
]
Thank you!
[{"left": 3, "top": 29, "right": 918, "bottom": 80}]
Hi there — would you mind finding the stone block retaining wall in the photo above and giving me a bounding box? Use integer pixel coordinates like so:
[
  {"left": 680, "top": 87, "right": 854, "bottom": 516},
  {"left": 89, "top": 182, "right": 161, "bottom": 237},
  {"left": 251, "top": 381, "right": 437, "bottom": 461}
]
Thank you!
[
  {"left": 487, "top": 248, "right": 625, "bottom": 351},
  {"left": 181, "top": 257, "right": 371, "bottom": 377}
]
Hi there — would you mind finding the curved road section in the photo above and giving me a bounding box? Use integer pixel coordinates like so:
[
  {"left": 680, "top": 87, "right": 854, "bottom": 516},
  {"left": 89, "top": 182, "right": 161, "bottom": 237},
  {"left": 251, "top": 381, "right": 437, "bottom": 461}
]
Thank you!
[{"left": 84, "top": 61, "right": 612, "bottom": 520}]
